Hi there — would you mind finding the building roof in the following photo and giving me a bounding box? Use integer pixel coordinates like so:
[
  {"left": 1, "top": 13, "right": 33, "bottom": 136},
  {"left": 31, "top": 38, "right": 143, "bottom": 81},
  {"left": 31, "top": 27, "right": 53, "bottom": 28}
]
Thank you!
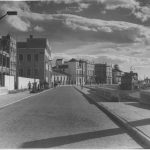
[
  {"left": 17, "top": 36, "right": 48, "bottom": 49},
  {"left": 113, "top": 68, "right": 122, "bottom": 72},
  {"left": 56, "top": 58, "right": 63, "bottom": 61},
  {"left": 69, "top": 58, "right": 78, "bottom": 62},
  {"left": 17, "top": 42, "right": 27, "bottom": 48}
]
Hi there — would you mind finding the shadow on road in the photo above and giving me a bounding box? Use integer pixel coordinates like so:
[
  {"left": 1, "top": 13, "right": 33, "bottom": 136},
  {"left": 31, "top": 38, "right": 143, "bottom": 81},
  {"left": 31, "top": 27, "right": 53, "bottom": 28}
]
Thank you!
[
  {"left": 20, "top": 127, "right": 124, "bottom": 148},
  {"left": 129, "top": 118, "right": 150, "bottom": 127}
]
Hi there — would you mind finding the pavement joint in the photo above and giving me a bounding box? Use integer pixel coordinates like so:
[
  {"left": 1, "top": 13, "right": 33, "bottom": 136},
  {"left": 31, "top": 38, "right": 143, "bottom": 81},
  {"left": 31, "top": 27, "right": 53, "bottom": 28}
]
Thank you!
[{"left": 74, "top": 86, "right": 150, "bottom": 148}]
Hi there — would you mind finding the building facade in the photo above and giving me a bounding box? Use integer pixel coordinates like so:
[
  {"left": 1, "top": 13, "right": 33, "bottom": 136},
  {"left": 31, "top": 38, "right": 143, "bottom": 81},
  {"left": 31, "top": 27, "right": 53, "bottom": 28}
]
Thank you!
[
  {"left": 85, "top": 61, "right": 95, "bottom": 84},
  {"left": 51, "top": 71, "right": 69, "bottom": 86},
  {"left": 17, "top": 35, "right": 52, "bottom": 86},
  {"left": 95, "top": 63, "right": 112, "bottom": 84},
  {"left": 112, "top": 68, "right": 122, "bottom": 84},
  {"left": 0, "top": 34, "right": 17, "bottom": 86},
  {"left": 66, "top": 59, "right": 86, "bottom": 85},
  {"left": 120, "top": 71, "right": 138, "bottom": 90},
  {"left": 53, "top": 58, "right": 95, "bottom": 85}
]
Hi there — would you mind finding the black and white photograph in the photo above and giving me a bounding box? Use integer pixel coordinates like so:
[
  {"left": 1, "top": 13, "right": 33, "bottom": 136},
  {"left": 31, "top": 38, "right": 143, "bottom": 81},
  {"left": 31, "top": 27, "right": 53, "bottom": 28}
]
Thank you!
[{"left": 0, "top": 0, "right": 150, "bottom": 149}]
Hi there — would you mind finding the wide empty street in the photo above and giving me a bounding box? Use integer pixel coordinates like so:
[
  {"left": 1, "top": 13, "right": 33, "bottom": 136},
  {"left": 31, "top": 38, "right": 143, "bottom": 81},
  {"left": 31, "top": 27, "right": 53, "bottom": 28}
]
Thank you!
[{"left": 0, "top": 86, "right": 142, "bottom": 148}]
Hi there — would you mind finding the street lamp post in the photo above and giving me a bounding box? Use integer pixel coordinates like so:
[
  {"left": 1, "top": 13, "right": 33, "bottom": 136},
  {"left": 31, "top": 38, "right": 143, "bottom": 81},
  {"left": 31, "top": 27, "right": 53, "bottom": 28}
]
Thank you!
[{"left": 0, "top": 11, "right": 17, "bottom": 21}]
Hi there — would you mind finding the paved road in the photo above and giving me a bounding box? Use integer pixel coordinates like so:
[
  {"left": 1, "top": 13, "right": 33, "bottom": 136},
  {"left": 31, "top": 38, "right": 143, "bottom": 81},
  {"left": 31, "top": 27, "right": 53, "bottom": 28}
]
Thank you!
[{"left": 0, "top": 86, "right": 142, "bottom": 148}]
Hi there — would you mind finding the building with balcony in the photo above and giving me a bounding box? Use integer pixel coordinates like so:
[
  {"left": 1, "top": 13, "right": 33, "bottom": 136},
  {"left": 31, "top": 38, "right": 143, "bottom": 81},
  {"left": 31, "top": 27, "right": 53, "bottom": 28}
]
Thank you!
[
  {"left": 0, "top": 34, "right": 16, "bottom": 86},
  {"left": 17, "top": 35, "right": 52, "bottom": 86}
]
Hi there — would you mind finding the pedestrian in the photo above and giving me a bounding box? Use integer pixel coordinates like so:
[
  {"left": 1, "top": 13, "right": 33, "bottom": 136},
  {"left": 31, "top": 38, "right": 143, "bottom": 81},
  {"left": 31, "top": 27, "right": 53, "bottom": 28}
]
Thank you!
[{"left": 28, "top": 81, "right": 31, "bottom": 90}]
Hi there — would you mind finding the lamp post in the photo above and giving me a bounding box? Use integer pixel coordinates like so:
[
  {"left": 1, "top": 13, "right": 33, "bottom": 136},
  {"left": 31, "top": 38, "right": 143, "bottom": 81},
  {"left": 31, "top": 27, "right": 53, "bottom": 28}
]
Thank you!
[{"left": 0, "top": 11, "right": 17, "bottom": 20}]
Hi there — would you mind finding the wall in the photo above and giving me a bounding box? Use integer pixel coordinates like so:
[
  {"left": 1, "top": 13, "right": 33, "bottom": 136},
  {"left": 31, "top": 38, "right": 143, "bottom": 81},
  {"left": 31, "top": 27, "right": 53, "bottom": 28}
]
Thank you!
[
  {"left": 4, "top": 75, "right": 15, "bottom": 90},
  {"left": 18, "top": 77, "right": 39, "bottom": 89}
]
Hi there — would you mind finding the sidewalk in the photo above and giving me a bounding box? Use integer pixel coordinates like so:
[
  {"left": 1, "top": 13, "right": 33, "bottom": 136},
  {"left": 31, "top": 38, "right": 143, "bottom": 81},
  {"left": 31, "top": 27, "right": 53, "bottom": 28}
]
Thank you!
[
  {"left": 75, "top": 86, "right": 150, "bottom": 148},
  {"left": 0, "top": 90, "right": 32, "bottom": 108}
]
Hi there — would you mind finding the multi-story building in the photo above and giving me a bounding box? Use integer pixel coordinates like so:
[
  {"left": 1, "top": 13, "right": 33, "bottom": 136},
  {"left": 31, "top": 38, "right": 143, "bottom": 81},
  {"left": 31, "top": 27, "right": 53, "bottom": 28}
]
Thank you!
[
  {"left": 85, "top": 61, "right": 95, "bottom": 84},
  {"left": 51, "top": 71, "right": 69, "bottom": 86},
  {"left": 95, "top": 63, "right": 112, "bottom": 84},
  {"left": 17, "top": 35, "right": 52, "bottom": 86},
  {"left": 120, "top": 71, "right": 138, "bottom": 90},
  {"left": 0, "top": 34, "right": 17, "bottom": 86},
  {"left": 65, "top": 59, "right": 86, "bottom": 85},
  {"left": 53, "top": 58, "right": 95, "bottom": 85},
  {"left": 53, "top": 58, "right": 86, "bottom": 85},
  {"left": 112, "top": 66, "right": 122, "bottom": 84}
]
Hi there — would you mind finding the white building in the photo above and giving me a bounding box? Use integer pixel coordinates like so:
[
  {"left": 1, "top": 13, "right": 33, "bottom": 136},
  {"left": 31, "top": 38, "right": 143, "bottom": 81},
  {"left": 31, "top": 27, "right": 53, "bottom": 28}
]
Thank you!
[{"left": 51, "top": 71, "right": 69, "bottom": 86}]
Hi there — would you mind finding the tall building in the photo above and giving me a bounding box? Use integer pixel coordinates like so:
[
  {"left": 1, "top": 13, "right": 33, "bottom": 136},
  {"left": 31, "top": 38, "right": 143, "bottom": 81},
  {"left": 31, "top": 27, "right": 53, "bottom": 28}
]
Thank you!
[
  {"left": 0, "top": 34, "right": 17, "bottom": 86},
  {"left": 17, "top": 35, "right": 52, "bottom": 86},
  {"left": 65, "top": 59, "right": 86, "bottom": 85},
  {"left": 112, "top": 65, "right": 122, "bottom": 84},
  {"left": 95, "top": 63, "right": 112, "bottom": 84},
  {"left": 85, "top": 61, "right": 95, "bottom": 84}
]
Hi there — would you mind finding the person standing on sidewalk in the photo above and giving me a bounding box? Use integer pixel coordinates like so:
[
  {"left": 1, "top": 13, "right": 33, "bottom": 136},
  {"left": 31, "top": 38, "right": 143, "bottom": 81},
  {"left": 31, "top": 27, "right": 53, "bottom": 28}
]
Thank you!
[{"left": 28, "top": 81, "right": 31, "bottom": 91}]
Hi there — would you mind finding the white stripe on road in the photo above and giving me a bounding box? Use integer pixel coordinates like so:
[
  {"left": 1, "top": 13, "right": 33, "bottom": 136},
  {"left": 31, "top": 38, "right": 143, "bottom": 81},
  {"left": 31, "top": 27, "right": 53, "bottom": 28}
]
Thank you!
[{"left": 0, "top": 88, "right": 53, "bottom": 109}]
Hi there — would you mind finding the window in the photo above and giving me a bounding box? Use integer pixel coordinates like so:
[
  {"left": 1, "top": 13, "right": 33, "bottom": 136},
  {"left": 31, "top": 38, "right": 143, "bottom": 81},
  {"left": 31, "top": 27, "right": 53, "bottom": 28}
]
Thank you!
[
  {"left": 19, "top": 69, "right": 23, "bottom": 76},
  {"left": 19, "top": 54, "right": 23, "bottom": 61},
  {"left": 27, "top": 54, "right": 31, "bottom": 62},
  {"left": 34, "top": 69, "right": 38, "bottom": 77},
  {"left": 34, "top": 54, "right": 38, "bottom": 62},
  {"left": 27, "top": 69, "right": 31, "bottom": 77},
  {"left": 57, "top": 76, "right": 59, "bottom": 81},
  {"left": 0, "top": 54, "right": 2, "bottom": 65}
]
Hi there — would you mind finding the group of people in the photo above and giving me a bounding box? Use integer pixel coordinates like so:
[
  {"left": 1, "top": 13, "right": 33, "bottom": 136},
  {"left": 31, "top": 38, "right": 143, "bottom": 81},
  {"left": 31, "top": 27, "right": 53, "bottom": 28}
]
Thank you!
[
  {"left": 28, "top": 81, "right": 48, "bottom": 92},
  {"left": 53, "top": 81, "right": 61, "bottom": 88}
]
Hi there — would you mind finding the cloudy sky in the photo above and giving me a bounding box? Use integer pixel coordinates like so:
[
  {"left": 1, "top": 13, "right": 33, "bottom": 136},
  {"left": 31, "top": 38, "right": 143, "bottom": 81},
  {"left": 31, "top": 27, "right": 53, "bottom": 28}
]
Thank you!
[{"left": 1, "top": 0, "right": 150, "bottom": 79}]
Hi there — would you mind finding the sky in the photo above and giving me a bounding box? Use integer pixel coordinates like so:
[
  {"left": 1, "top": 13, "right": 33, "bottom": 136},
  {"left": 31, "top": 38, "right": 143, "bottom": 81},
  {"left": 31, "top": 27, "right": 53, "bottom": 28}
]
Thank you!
[{"left": 0, "top": 0, "right": 150, "bottom": 79}]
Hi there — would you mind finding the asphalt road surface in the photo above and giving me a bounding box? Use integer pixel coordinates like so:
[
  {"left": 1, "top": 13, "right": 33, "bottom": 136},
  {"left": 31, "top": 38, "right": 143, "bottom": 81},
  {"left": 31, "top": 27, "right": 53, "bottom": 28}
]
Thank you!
[{"left": 0, "top": 86, "right": 142, "bottom": 148}]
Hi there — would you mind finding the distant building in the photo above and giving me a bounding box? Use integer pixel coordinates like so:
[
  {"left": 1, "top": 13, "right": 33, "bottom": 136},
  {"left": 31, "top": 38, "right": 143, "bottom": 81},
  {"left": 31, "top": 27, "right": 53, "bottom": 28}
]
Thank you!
[
  {"left": 51, "top": 71, "right": 69, "bottom": 86},
  {"left": 17, "top": 35, "right": 52, "bottom": 86},
  {"left": 120, "top": 71, "right": 138, "bottom": 90},
  {"left": 95, "top": 63, "right": 112, "bottom": 84},
  {"left": 66, "top": 58, "right": 86, "bottom": 85},
  {"left": 0, "top": 34, "right": 17, "bottom": 87},
  {"left": 85, "top": 61, "right": 95, "bottom": 84},
  {"left": 112, "top": 66, "right": 122, "bottom": 84},
  {"left": 53, "top": 58, "right": 95, "bottom": 85},
  {"left": 53, "top": 59, "right": 68, "bottom": 73}
]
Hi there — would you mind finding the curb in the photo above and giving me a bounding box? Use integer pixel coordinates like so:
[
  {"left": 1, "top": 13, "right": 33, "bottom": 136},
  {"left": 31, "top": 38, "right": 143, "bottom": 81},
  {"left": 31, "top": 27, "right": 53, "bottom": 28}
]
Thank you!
[
  {"left": 84, "top": 86, "right": 139, "bottom": 102},
  {"left": 74, "top": 86, "right": 150, "bottom": 148}
]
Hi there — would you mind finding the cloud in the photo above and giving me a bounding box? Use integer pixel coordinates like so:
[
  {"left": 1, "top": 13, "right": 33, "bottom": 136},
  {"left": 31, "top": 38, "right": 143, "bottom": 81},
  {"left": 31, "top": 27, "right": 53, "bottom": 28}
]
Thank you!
[
  {"left": 19, "top": 11, "right": 150, "bottom": 42},
  {"left": 99, "top": 0, "right": 150, "bottom": 22},
  {"left": 100, "top": 0, "right": 139, "bottom": 10},
  {"left": 0, "top": 1, "right": 31, "bottom": 31},
  {"left": 34, "top": 25, "right": 45, "bottom": 32},
  {"left": 6, "top": 16, "right": 31, "bottom": 32}
]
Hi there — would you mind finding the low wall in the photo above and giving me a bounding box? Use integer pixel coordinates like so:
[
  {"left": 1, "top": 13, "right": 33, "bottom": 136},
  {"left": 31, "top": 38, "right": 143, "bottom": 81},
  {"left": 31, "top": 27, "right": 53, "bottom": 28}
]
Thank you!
[
  {"left": 140, "top": 90, "right": 150, "bottom": 104},
  {"left": 95, "top": 87, "right": 120, "bottom": 101},
  {"left": 4, "top": 75, "right": 15, "bottom": 90},
  {"left": 18, "top": 77, "right": 39, "bottom": 89},
  {"left": 91, "top": 86, "right": 138, "bottom": 102}
]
